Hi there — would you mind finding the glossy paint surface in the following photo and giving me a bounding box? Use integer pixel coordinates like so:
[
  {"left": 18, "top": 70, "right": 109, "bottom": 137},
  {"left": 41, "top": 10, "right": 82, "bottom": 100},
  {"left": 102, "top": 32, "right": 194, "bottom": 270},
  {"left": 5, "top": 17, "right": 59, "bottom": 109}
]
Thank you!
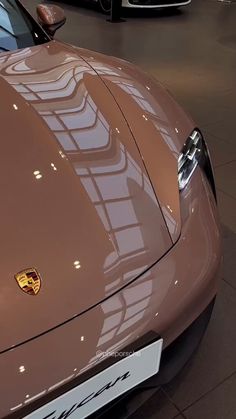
[
  {"left": 0, "top": 169, "right": 221, "bottom": 418},
  {"left": 36, "top": 4, "right": 65, "bottom": 26},
  {"left": 0, "top": 38, "right": 221, "bottom": 418},
  {"left": 0, "top": 42, "right": 172, "bottom": 352},
  {"left": 79, "top": 48, "right": 194, "bottom": 242}
]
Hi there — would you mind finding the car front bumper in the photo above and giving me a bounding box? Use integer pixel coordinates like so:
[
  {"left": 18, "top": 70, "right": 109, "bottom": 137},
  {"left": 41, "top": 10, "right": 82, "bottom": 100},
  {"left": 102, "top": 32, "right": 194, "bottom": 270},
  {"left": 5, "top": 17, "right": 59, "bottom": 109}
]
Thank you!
[
  {"left": 93, "top": 297, "right": 216, "bottom": 419},
  {"left": 122, "top": 0, "right": 191, "bottom": 9},
  {"left": 1, "top": 168, "right": 221, "bottom": 418}
]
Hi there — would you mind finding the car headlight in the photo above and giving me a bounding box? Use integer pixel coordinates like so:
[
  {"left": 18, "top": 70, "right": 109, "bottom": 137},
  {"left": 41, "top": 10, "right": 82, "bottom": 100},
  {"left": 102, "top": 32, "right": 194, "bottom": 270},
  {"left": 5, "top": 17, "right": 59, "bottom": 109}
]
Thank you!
[
  {"left": 178, "top": 129, "right": 217, "bottom": 200},
  {"left": 178, "top": 130, "right": 202, "bottom": 190}
]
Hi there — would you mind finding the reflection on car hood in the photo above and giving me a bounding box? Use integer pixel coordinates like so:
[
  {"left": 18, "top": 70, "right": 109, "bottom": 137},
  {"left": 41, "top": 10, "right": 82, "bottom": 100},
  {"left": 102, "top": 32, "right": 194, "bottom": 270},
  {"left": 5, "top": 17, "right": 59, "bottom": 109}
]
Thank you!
[
  {"left": 78, "top": 48, "right": 195, "bottom": 242},
  {"left": 0, "top": 41, "right": 172, "bottom": 352}
]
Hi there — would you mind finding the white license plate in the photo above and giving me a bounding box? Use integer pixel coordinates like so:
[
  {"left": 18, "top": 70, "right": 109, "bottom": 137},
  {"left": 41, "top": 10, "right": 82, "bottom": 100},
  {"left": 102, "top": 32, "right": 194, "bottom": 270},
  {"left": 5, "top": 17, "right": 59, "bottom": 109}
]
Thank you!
[{"left": 25, "top": 339, "right": 163, "bottom": 419}]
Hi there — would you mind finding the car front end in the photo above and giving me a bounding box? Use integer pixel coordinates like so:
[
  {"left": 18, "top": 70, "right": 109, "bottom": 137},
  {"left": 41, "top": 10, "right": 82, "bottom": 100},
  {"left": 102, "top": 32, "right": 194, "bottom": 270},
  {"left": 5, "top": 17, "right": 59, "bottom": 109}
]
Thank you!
[
  {"left": 0, "top": 2, "right": 221, "bottom": 418},
  {"left": 121, "top": 0, "right": 191, "bottom": 9},
  {"left": 0, "top": 42, "right": 222, "bottom": 418},
  {"left": 3, "top": 160, "right": 221, "bottom": 417}
]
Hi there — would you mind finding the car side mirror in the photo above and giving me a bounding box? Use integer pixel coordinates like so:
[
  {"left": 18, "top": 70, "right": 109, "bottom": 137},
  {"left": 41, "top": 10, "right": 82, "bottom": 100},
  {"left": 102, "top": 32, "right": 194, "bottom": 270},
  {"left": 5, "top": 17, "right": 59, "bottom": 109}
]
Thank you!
[{"left": 36, "top": 4, "right": 66, "bottom": 37}]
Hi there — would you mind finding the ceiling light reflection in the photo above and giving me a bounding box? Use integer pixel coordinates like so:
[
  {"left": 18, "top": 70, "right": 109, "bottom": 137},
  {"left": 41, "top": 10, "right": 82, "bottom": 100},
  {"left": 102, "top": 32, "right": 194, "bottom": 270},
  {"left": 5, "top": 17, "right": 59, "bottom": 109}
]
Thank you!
[
  {"left": 10, "top": 404, "right": 23, "bottom": 411},
  {"left": 73, "top": 260, "right": 81, "bottom": 269},
  {"left": 51, "top": 163, "right": 57, "bottom": 171},
  {"left": 59, "top": 150, "right": 66, "bottom": 159},
  {"left": 33, "top": 170, "right": 42, "bottom": 180},
  {"left": 19, "top": 365, "right": 25, "bottom": 373}
]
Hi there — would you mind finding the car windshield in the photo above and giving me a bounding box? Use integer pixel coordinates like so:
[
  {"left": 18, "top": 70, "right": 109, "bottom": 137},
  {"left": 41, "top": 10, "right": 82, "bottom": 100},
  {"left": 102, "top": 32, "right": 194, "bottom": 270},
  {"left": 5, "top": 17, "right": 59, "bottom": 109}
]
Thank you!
[{"left": 0, "top": 0, "right": 49, "bottom": 53}]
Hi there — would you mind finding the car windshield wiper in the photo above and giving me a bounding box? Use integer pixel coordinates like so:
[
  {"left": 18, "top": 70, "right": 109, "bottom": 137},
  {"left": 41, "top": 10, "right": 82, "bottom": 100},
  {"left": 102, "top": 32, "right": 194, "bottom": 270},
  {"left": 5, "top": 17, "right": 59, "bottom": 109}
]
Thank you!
[{"left": 0, "top": 24, "right": 18, "bottom": 38}]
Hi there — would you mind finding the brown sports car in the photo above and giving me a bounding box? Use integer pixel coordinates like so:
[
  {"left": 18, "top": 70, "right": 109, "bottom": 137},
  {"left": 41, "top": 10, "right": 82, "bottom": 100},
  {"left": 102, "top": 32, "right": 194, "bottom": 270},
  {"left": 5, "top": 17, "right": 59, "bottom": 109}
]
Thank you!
[{"left": 0, "top": 2, "right": 221, "bottom": 418}]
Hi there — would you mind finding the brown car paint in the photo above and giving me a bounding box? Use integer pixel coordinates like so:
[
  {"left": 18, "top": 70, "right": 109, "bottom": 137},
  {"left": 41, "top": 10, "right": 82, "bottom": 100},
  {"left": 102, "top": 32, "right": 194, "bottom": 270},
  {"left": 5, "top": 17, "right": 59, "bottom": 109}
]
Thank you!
[
  {"left": 0, "top": 167, "right": 221, "bottom": 418},
  {"left": 36, "top": 4, "right": 65, "bottom": 26},
  {"left": 79, "top": 48, "right": 195, "bottom": 243},
  {"left": 0, "top": 38, "right": 221, "bottom": 418},
  {"left": 0, "top": 42, "right": 172, "bottom": 352}
]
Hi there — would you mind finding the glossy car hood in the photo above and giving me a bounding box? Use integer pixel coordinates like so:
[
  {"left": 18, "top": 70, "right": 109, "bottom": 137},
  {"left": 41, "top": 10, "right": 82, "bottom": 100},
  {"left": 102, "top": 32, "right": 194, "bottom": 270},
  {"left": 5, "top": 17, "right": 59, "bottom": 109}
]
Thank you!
[
  {"left": 0, "top": 42, "right": 172, "bottom": 352},
  {"left": 78, "top": 48, "right": 195, "bottom": 242}
]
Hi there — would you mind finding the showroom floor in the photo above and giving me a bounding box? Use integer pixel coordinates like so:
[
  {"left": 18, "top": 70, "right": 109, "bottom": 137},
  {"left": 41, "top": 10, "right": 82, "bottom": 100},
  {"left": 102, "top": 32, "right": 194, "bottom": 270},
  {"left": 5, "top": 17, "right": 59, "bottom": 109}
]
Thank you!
[{"left": 23, "top": 0, "right": 236, "bottom": 418}]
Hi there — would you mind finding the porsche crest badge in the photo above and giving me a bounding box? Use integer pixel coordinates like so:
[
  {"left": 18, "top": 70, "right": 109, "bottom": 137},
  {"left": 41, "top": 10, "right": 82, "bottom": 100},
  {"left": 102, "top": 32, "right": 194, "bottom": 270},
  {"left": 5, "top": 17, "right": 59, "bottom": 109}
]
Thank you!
[{"left": 15, "top": 268, "right": 41, "bottom": 296}]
